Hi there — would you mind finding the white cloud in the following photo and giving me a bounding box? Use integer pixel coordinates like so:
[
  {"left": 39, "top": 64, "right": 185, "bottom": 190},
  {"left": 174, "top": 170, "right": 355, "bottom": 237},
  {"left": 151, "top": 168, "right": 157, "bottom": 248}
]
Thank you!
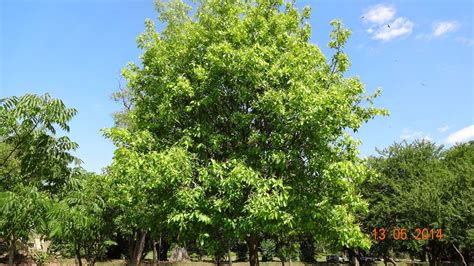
[
  {"left": 372, "top": 17, "right": 414, "bottom": 42},
  {"left": 446, "top": 125, "right": 474, "bottom": 144},
  {"left": 363, "top": 4, "right": 396, "bottom": 24},
  {"left": 456, "top": 37, "right": 474, "bottom": 46},
  {"left": 400, "top": 129, "right": 432, "bottom": 141},
  {"left": 362, "top": 5, "right": 413, "bottom": 42},
  {"left": 432, "top": 21, "right": 459, "bottom": 37},
  {"left": 437, "top": 125, "right": 450, "bottom": 133}
]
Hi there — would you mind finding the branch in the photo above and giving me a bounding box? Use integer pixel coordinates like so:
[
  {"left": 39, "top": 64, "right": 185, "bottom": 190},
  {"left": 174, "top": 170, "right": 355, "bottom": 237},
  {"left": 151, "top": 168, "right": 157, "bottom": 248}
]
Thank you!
[{"left": 452, "top": 243, "right": 467, "bottom": 266}]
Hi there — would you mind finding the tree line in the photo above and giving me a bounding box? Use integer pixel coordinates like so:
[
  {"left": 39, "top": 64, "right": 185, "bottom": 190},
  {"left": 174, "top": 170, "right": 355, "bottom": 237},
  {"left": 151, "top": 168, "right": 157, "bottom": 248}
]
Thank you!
[{"left": 1, "top": 0, "right": 472, "bottom": 265}]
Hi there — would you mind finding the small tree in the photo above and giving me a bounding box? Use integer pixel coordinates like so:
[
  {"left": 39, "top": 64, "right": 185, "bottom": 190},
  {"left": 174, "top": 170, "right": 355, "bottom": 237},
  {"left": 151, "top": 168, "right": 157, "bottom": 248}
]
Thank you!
[
  {"left": 0, "top": 94, "right": 80, "bottom": 265},
  {"left": 0, "top": 185, "right": 49, "bottom": 266},
  {"left": 47, "top": 172, "right": 115, "bottom": 266},
  {"left": 103, "top": 129, "right": 202, "bottom": 265}
]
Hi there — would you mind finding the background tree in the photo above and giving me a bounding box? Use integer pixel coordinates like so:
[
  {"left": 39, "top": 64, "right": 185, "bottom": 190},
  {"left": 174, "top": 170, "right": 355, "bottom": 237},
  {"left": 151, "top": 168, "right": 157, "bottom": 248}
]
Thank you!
[
  {"left": 442, "top": 141, "right": 474, "bottom": 264},
  {"left": 362, "top": 140, "right": 473, "bottom": 264},
  {"left": 47, "top": 172, "right": 116, "bottom": 266},
  {"left": 362, "top": 140, "right": 446, "bottom": 262},
  {"left": 0, "top": 185, "right": 49, "bottom": 266},
  {"left": 0, "top": 94, "right": 80, "bottom": 265}
]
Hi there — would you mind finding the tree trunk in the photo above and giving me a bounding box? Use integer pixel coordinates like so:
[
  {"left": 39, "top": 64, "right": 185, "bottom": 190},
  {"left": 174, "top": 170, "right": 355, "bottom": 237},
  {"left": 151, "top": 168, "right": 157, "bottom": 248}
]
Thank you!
[
  {"left": 130, "top": 230, "right": 147, "bottom": 265},
  {"left": 349, "top": 248, "right": 360, "bottom": 266},
  {"left": 246, "top": 234, "right": 259, "bottom": 266},
  {"left": 8, "top": 238, "right": 15, "bottom": 266},
  {"left": 420, "top": 247, "right": 427, "bottom": 262},
  {"left": 128, "top": 233, "right": 134, "bottom": 261},
  {"left": 428, "top": 251, "right": 433, "bottom": 264},
  {"left": 152, "top": 239, "right": 158, "bottom": 264},
  {"left": 159, "top": 237, "right": 170, "bottom": 261},
  {"left": 86, "top": 257, "right": 96, "bottom": 266},
  {"left": 75, "top": 247, "right": 83, "bottom": 266},
  {"left": 463, "top": 249, "right": 470, "bottom": 264},
  {"left": 172, "top": 247, "right": 190, "bottom": 261},
  {"left": 299, "top": 236, "right": 315, "bottom": 263}
]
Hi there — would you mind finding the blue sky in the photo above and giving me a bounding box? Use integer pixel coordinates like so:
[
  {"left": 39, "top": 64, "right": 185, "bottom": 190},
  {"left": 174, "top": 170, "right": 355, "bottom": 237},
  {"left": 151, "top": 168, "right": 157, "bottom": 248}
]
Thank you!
[{"left": 1, "top": 0, "right": 473, "bottom": 173}]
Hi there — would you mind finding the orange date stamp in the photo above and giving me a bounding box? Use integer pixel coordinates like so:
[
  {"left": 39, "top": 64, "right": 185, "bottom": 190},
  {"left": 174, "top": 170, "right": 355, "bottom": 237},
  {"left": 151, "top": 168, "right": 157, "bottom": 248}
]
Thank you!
[{"left": 371, "top": 227, "right": 443, "bottom": 241}]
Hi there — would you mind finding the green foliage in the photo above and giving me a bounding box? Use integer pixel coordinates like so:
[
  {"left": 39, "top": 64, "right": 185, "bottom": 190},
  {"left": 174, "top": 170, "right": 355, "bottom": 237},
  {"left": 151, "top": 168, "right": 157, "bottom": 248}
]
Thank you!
[
  {"left": 103, "top": 127, "right": 199, "bottom": 249},
  {"left": 362, "top": 140, "right": 474, "bottom": 262},
  {"left": 0, "top": 93, "right": 80, "bottom": 193},
  {"left": 47, "top": 172, "right": 116, "bottom": 265},
  {"left": 0, "top": 184, "right": 49, "bottom": 245},
  {"left": 443, "top": 141, "right": 474, "bottom": 252},
  {"left": 109, "top": 0, "right": 385, "bottom": 259},
  {"left": 0, "top": 94, "right": 81, "bottom": 264},
  {"left": 31, "top": 250, "right": 52, "bottom": 266},
  {"left": 276, "top": 240, "right": 300, "bottom": 263},
  {"left": 261, "top": 239, "right": 277, "bottom": 261}
]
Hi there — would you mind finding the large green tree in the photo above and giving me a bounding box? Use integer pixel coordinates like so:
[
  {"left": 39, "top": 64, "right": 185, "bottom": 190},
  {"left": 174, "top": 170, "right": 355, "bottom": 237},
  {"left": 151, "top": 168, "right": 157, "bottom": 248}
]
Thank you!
[{"left": 109, "top": 0, "right": 386, "bottom": 265}]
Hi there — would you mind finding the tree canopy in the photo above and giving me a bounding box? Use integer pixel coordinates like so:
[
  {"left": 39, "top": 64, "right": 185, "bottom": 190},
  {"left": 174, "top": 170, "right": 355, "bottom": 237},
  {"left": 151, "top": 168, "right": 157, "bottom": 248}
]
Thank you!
[
  {"left": 362, "top": 140, "right": 474, "bottom": 264},
  {"left": 106, "top": 0, "right": 387, "bottom": 265}
]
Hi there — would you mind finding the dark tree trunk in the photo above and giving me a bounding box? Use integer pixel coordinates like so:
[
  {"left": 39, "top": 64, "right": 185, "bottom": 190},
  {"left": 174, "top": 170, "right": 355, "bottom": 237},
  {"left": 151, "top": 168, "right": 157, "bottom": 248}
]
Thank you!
[
  {"left": 159, "top": 237, "right": 170, "bottom": 261},
  {"left": 277, "top": 242, "right": 286, "bottom": 266},
  {"left": 420, "top": 247, "right": 427, "bottom": 262},
  {"left": 236, "top": 242, "right": 248, "bottom": 262},
  {"left": 463, "top": 249, "right": 470, "bottom": 264},
  {"left": 299, "top": 236, "right": 315, "bottom": 262},
  {"left": 8, "top": 238, "right": 15, "bottom": 266},
  {"left": 246, "top": 234, "right": 259, "bottom": 266},
  {"left": 428, "top": 251, "right": 433, "bottom": 264},
  {"left": 128, "top": 234, "right": 134, "bottom": 261},
  {"left": 130, "top": 230, "right": 147, "bottom": 265},
  {"left": 75, "top": 247, "right": 83, "bottom": 266},
  {"left": 348, "top": 248, "right": 360, "bottom": 266}
]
